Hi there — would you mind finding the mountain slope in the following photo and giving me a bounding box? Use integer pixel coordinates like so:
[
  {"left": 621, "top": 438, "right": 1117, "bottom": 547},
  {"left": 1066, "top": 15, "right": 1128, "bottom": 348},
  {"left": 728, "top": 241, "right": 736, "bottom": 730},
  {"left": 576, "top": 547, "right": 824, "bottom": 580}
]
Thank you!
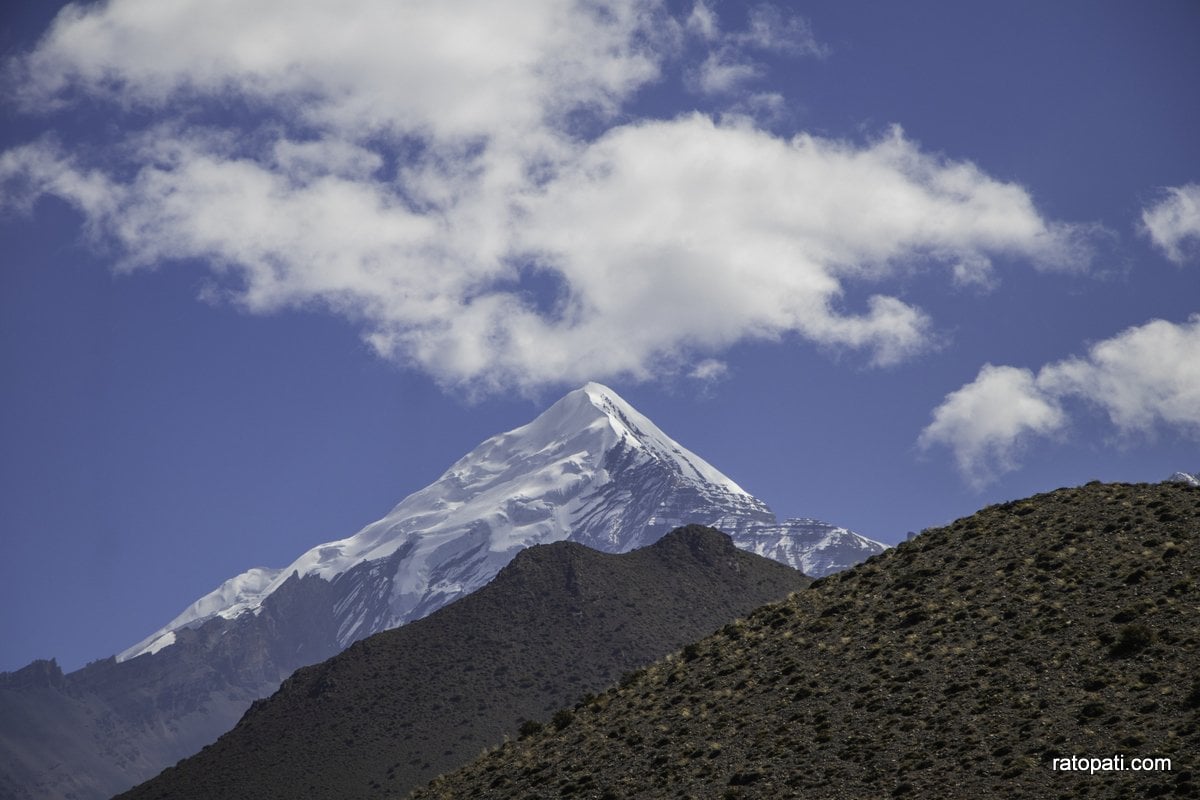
[
  {"left": 0, "top": 382, "right": 882, "bottom": 800},
  {"left": 0, "top": 571, "right": 344, "bottom": 800},
  {"left": 117, "top": 527, "right": 810, "bottom": 800},
  {"left": 414, "top": 482, "right": 1200, "bottom": 799}
]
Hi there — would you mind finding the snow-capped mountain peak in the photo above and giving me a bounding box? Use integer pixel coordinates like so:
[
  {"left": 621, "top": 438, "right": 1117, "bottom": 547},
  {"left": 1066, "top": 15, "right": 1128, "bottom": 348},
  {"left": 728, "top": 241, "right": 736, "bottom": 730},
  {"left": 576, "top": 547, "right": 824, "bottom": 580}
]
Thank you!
[
  {"left": 120, "top": 383, "right": 775, "bottom": 661},
  {"left": 31, "top": 382, "right": 890, "bottom": 800},
  {"left": 577, "top": 383, "right": 750, "bottom": 494}
]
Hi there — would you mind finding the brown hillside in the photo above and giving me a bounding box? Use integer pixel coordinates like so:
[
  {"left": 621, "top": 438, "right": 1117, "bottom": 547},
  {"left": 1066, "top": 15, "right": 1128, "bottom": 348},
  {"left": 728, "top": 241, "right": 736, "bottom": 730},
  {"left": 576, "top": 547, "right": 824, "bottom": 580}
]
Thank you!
[
  {"left": 117, "top": 525, "right": 809, "bottom": 800},
  {"left": 413, "top": 482, "right": 1200, "bottom": 799}
]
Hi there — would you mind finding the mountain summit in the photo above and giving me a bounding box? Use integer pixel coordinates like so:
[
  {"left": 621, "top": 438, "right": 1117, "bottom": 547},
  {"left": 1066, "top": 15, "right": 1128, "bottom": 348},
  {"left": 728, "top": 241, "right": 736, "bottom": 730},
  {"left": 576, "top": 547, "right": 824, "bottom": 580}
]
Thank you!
[
  {"left": 1, "top": 383, "right": 883, "bottom": 800},
  {"left": 121, "top": 382, "right": 777, "bottom": 662}
]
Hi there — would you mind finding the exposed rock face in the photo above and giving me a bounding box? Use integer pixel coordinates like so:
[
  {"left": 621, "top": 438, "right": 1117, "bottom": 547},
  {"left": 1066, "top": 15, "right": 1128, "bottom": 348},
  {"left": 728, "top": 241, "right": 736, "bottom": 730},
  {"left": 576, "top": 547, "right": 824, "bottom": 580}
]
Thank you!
[
  {"left": 116, "top": 527, "right": 809, "bottom": 800},
  {"left": 413, "top": 482, "right": 1200, "bottom": 800}
]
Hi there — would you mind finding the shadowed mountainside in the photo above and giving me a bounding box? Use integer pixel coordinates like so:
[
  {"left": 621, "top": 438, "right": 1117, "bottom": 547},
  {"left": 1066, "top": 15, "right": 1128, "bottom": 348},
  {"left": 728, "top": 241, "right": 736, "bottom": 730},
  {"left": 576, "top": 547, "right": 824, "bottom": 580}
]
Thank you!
[
  {"left": 413, "top": 482, "right": 1200, "bottom": 799},
  {"left": 0, "top": 383, "right": 878, "bottom": 800},
  {"left": 0, "top": 572, "right": 344, "bottom": 800},
  {"left": 117, "top": 526, "right": 810, "bottom": 799}
]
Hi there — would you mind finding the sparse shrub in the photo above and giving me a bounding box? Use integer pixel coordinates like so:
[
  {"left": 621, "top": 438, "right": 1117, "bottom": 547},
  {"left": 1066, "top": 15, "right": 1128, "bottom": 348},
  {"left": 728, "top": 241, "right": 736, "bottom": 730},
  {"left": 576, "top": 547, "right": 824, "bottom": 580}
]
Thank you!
[
  {"left": 552, "top": 708, "right": 573, "bottom": 731},
  {"left": 1111, "top": 608, "right": 1140, "bottom": 623},
  {"left": 1124, "top": 568, "right": 1148, "bottom": 585},
  {"left": 728, "top": 771, "right": 763, "bottom": 786},
  {"left": 1167, "top": 579, "right": 1191, "bottom": 597},
  {"left": 1110, "top": 624, "right": 1154, "bottom": 658},
  {"left": 517, "top": 720, "right": 542, "bottom": 739},
  {"left": 1186, "top": 680, "right": 1200, "bottom": 709}
]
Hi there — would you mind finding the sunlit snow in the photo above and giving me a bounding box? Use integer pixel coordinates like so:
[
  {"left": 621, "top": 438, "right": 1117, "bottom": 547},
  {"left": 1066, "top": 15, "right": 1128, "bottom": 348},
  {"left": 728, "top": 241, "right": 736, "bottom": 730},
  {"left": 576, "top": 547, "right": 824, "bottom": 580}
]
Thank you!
[{"left": 119, "top": 383, "right": 884, "bottom": 662}]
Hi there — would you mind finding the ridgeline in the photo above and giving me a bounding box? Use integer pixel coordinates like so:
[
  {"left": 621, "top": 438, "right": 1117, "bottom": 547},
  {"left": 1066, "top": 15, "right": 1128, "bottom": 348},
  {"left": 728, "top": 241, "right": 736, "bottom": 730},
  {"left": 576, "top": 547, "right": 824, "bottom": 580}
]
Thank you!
[
  {"left": 118, "top": 526, "right": 809, "bottom": 799},
  {"left": 414, "top": 482, "right": 1199, "bottom": 799}
]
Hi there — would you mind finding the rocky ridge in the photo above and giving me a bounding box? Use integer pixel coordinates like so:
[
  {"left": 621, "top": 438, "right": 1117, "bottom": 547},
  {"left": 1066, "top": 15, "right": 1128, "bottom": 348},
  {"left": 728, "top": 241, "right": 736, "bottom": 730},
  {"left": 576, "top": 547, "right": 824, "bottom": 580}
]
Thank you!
[
  {"left": 116, "top": 527, "right": 809, "bottom": 800},
  {"left": 413, "top": 482, "right": 1200, "bottom": 800}
]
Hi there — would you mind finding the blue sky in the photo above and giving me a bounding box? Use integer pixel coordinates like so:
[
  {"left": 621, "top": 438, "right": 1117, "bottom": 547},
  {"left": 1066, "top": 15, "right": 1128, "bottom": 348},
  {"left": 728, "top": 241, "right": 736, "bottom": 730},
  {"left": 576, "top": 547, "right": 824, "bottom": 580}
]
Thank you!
[{"left": 2, "top": 0, "right": 1197, "bottom": 673}]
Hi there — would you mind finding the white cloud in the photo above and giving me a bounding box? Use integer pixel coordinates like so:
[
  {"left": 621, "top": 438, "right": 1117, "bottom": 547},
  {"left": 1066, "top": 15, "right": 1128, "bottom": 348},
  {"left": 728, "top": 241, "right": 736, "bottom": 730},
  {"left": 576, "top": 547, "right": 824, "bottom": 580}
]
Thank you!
[
  {"left": 689, "top": 358, "right": 729, "bottom": 382},
  {"left": 1141, "top": 183, "right": 1200, "bottom": 264},
  {"left": 683, "top": 1, "right": 826, "bottom": 58},
  {"left": 694, "top": 51, "right": 764, "bottom": 95},
  {"left": 921, "top": 315, "right": 1200, "bottom": 486},
  {"left": 13, "top": 0, "right": 665, "bottom": 142},
  {"left": 0, "top": 139, "right": 120, "bottom": 226},
  {"left": 1038, "top": 316, "right": 1200, "bottom": 436},
  {"left": 740, "top": 4, "right": 829, "bottom": 57},
  {"left": 684, "top": 3, "right": 827, "bottom": 97},
  {"left": 917, "top": 365, "right": 1066, "bottom": 489},
  {"left": 685, "top": 1, "right": 719, "bottom": 41},
  {"left": 728, "top": 91, "right": 787, "bottom": 124},
  {"left": 386, "top": 117, "right": 1089, "bottom": 386},
  {"left": 2, "top": 0, "right": 1098, "bottom": 395}
]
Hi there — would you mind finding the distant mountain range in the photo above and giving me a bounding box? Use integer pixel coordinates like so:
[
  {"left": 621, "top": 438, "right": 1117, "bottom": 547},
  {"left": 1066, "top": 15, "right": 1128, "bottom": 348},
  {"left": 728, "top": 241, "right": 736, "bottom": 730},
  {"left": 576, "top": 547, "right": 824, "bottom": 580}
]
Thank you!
[
  {"left": 0, "top": 383, "right": 884, "bottom": 799},
  {"left": 116, "top": 526, "right": 810, "bottom": 799},
  {"left": 413, "top": 481, "right": 1200, "bottom": 800}
]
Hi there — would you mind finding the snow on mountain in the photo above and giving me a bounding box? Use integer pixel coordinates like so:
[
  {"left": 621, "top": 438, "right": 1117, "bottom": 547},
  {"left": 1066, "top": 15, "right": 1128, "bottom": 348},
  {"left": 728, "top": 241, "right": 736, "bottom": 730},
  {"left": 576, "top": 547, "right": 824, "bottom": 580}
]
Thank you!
[
  {"left": 734, "top": 518, "right": 888, "bottom": 578},
  {"left": 1167, "top": 470, "right": 1200, "bottom": 487},
  {"left": 123, "top": 568, "right": 285, "bottom": 660},
  {"left": 121, "top": 383, "right": 793, "bottom": 661},
  {"left": 8, "top": 382, "right": 891, "bottom": 800}
]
